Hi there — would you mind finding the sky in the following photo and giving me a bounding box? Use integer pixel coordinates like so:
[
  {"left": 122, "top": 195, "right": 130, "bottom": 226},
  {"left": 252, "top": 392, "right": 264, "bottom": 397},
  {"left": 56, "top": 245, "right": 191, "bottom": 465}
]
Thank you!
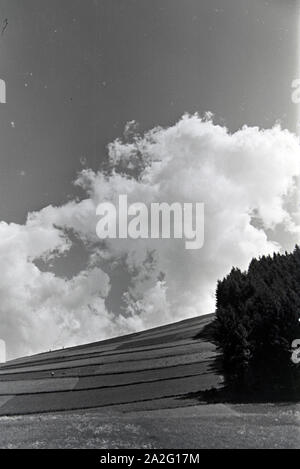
[
  {"left": 0, "top": 0, "right": 300, "bottom": 359},
  {"left": 0, "top": 0, "right": 298, "bottom": 223}
]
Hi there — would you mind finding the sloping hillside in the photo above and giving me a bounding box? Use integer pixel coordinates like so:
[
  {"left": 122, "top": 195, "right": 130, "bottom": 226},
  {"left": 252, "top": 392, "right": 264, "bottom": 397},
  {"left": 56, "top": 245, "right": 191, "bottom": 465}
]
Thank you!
[{"left": 0, "top": 314, "right": 221, "bottom": 415}]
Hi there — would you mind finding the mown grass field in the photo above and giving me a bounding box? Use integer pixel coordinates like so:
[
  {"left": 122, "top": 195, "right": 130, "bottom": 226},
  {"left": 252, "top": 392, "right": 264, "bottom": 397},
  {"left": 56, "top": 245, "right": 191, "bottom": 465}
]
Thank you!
[{"left": 0, "top": 404, "right": 299, "bottom": 448}]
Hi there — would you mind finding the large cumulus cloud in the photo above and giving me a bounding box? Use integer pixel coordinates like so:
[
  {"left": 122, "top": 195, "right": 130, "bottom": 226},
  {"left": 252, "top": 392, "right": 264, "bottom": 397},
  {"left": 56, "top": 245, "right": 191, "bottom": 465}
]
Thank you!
[{"left": 2, "top": 114, "right": 300, "bottom": 359}]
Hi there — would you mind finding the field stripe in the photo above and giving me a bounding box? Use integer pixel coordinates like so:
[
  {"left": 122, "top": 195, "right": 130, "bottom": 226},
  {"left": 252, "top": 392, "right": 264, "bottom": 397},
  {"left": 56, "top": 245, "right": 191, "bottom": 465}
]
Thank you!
[
  {"left": 0, "top": 373, "right": 221, "bottom": 416},
  {"left": 0, "top": 362, "right": 212, "bottom": 395}
]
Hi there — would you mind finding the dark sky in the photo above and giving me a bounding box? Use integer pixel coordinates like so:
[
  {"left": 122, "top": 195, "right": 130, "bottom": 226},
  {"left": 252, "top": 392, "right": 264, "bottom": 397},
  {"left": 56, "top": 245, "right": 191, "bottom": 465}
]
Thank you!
[{"left": 0, "top": 0, "right": 298, "bottom": 223}]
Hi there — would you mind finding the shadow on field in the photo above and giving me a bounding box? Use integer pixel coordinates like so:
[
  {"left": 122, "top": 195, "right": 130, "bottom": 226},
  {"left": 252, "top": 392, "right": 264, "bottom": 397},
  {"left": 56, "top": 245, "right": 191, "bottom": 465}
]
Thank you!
[{"left": 179, "top": 319, "right": 300, "bottom": 405}]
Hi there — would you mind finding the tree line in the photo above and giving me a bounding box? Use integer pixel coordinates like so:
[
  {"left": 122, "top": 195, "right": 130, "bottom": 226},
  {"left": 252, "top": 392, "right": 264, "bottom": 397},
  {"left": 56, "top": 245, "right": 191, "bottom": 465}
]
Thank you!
[{"left": 213, "top": 246, "right": 300, "bottom": 398}]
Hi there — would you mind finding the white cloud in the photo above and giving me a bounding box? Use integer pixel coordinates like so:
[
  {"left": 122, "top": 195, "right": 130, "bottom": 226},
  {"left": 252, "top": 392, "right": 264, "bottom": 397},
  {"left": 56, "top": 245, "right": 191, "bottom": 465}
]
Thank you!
[
  {"left": 1, "top": 114, "right": 300, "bottom": 359},
  {"left": 0, "top": 219, "right": 116, "bottom": 358}
]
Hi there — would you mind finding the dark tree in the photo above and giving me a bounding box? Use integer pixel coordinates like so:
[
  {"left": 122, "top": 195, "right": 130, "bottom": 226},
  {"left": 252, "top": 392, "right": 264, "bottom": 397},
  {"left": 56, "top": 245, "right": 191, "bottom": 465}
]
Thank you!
[{"left": 214, "top": 246, "right": 300, "bottom": 397}]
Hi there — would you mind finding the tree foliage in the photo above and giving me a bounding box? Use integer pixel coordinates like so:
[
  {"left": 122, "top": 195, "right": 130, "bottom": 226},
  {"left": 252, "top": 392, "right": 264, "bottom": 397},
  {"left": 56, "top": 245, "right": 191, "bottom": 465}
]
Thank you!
[{"left": 214, "top": 246, "right": 300, "bottom": 395}]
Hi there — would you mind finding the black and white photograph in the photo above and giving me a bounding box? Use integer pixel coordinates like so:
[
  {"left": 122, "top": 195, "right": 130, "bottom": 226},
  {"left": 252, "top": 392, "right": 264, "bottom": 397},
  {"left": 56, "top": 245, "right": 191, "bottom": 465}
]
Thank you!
[{"left": 0, "top": 0, "right": 299, "bottom": 453}]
